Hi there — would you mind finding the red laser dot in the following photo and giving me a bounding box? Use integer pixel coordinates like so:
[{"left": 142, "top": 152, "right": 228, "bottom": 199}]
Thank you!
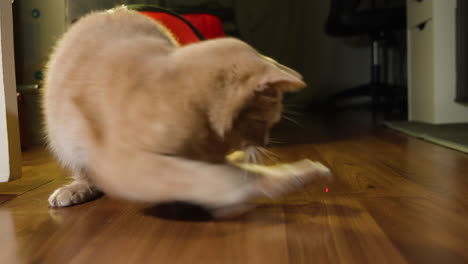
[{"left": 325, "top": 188, "right": 329, "bottom": 193}]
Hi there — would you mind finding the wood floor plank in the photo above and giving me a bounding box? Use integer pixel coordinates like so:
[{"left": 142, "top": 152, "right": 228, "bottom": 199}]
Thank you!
[
  {"left": 2, "top": 178, "right": 292, "bottom": 264},
  {"left": 0, "top": 211, "right": 22, "bottom": 264},
  {"left": 284, "top": 198, "right": 407, "bottom": 264},
  {"left": 311, "top": 139, "right": 434, "bottom": 198},
  {"left": 0, "top": 194, "right": 16, "bottom": 204},
  {"left": 362, "top": 196, "right": 468, "bottom": 264},
  {"left": 1, "top": 113, "right": 468, "bottom": 263},
  {"left": 333, "top": 133, "right": 468, "bottom": 212},
  {"left": 0, "top": 148, "right": 62, "bottom": 195},
  {"left": 362, "top": 133, "right": 468, "bottom": 194}
]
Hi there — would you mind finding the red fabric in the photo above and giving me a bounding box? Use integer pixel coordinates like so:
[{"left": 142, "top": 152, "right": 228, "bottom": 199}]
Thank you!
[
  {"left": 182, "top": 14, "right": 225, "bottom": 40},
  {"left": 139, "top": 11, "right": 225, "bottom": 46}
]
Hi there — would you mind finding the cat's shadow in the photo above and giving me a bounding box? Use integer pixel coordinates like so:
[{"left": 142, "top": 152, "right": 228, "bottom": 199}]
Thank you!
[
  {"left": 142, "top": 201, "right": 363, "bottom": 223},
  {"left": 143, "top": 202, "right": 215, "bottom": 222}
]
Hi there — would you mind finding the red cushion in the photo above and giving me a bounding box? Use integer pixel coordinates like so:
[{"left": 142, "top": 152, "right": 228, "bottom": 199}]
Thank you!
[
  {"left": 139, "top": 11, "right": 225, "bottom": 46},
  {"left": 182, "top": 14, "right": 225, "bottom": 40}
]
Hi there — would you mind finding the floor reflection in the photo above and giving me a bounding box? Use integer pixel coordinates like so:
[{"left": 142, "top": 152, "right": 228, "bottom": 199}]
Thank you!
[{"left": 0, "top": 210, "right": 21, "bottom": 264}]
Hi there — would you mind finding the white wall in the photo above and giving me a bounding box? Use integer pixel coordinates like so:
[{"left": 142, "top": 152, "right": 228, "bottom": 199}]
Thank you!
[
  {"left": 0, "top": 0, "right": 21, "bottom": 182},
  {"left": 408, "top": 0, "right": 468, "bottom": 123},
  {"left": 433, "top": 0, "right": 468, "bottom": 123}
]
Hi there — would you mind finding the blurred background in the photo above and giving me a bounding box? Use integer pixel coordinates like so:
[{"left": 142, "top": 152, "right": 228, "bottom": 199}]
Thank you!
[{"left": 12, "top": 0, "right": 407, "bottom": 146}]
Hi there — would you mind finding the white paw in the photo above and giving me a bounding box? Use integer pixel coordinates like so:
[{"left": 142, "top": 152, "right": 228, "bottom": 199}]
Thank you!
[
  {"left": 260, "top": 160, "right": 333, "bottom": 197},
  {"left": 290, "top": 159, "right": 333, "bottom": 182},
  {"left": 48, "top": 183, "right": 100, "bottom": 207}
]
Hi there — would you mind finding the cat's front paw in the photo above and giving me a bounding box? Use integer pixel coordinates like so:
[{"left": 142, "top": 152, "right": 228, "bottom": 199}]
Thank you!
[
  {"left": 259, "top": 159, "right": 333, "bottom": 197},
  {"left": 48, "top": 182, "right": 101, "bottom": 207}
]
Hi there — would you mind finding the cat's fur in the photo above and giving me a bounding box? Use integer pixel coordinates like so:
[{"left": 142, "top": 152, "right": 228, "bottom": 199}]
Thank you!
[{"left": 44, "top": 7, "right": 328, "bottom": 217}]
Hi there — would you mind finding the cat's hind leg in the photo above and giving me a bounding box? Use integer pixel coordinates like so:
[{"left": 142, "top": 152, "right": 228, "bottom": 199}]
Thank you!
[{"left": 48, "top": 171, "right": 102, "bottom": 207}]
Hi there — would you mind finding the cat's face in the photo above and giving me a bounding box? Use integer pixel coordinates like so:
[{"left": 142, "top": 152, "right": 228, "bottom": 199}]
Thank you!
[
  {"left": 188, "top": 38, "right": 305, "bottom": 151},
  {"left": 172, "top": 38, "right": 305, "bottom": 153},
  {"left": 232, "top": 84, "right": 284, "bottom": 148}
]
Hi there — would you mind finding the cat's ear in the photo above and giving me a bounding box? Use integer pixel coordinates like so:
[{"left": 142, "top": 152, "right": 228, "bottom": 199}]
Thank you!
[
  {"left": 209, "top": 84, "right": 253, "bottom": 139},
  {"left": 256, "top": 68, "right": 306, "bottom": 94}
]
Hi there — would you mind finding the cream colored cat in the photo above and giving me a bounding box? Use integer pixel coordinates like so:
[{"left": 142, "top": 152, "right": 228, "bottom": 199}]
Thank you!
[{"left": 44, "top": 7, "right": 330, "bottom": 217}]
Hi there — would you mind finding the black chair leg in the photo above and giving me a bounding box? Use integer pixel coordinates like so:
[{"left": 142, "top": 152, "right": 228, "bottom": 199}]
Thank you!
[
  {"left": 370, "top": 37, "right": 381, "bottom": 119},
  {"left": 325, "top": 31, "right": 406, "bottom": 122}
]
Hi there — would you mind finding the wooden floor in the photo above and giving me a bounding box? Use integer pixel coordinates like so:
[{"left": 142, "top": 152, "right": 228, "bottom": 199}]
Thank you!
[{"left": 1, "top": 110, "right": 468, "bottom": 264}]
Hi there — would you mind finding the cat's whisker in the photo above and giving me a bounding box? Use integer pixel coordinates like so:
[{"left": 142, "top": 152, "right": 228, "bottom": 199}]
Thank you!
[
  {"left": 241, "top": 149, "right": 251, "bottom": 180},
  {"left": 283, "top": 103, "right": 303, "bottom": 110},
  {"left": 245, "top": 148, "right": 253, "bottom": 164},
  {"left": 256, "top": 147, "right": 279, "bottom": 162},
  {"left": 251, "top": 148, "right": 258, "bottom": 165},
  {"left": 268, "top": 138, "right": 284, "bottom": 145},
  {"left": 255, "top": 147, "right": 264, "bottom": 165},
  {"left": 258, "top": 147, "right": 280, "bottom": 158},
  {"left": 282, "top": 108, "right": 303, "bottom": 117},
  {"left": 243, "top": 150, "right": 249, "bottom": 164},
  {"left": 256, "top": 149, "right": 276, "bottom": 162},
  {"left": 256, "top": 146, "right": 269, "bottom": 157},
  {"left": 282, "top": 114, "right": 304, "bottom": 128}
]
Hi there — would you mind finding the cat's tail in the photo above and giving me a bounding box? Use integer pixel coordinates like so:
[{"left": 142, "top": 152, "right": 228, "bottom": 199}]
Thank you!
[{"left": 89, "top": 145, "right": 331, "bottom": 217}]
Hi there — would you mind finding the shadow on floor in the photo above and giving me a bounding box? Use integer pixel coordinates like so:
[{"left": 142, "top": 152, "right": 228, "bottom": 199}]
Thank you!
[{"left": 143, "top": 202, "right": 214, "bottom": 222}]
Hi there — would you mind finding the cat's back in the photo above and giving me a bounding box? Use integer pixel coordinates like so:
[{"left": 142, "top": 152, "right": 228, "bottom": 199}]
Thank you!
[
  {"left": 46, "top": 8, "right": 175, "bottom": 85},
  {"left": 44, "top": 7, "right": 177, "bottom": 114},
  {"left": 43, "top": 8, "right": 176, "bottom": 162},
  {"left": 56, "top": 7, "right": 173, "bottom": 53}
]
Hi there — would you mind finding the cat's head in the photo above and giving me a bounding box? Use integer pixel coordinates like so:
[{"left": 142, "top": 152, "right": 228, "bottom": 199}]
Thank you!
[{"left": 174, "top": 38, "right": 305, "bottom": 150}]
